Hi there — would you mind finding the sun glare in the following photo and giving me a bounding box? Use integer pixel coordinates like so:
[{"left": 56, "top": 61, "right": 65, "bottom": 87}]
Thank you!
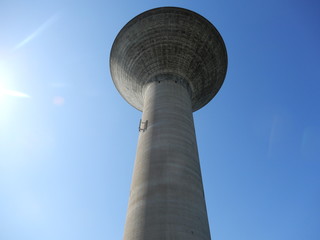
[
  {"left": 0, "top": 87, "right": 30, "bottom": 98},
  {"left": 0, "top": 62, "right": 30, "bottom": 100},
  {"left": 0, "top": 61, "right": 30, "bottom": 129}
]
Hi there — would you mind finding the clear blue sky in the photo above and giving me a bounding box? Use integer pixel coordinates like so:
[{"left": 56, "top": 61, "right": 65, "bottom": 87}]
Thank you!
[{"left": 0, "top": 0, "right": 319, "bottom": 239}]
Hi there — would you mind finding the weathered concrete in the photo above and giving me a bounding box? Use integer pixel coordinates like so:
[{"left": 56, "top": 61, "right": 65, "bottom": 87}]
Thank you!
[
  {"left": 109, "top": 7, "right": 228, "bottom": 240},
  {"left": 124, "top": 78, "right": 210, "bottom": 240},
  {"left": 110, "top": 7, "right": 227, "bottom": 112}
]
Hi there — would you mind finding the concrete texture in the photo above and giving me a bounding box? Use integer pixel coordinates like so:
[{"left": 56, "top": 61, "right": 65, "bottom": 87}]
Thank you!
[
  {"left": 110, "top": 6, "right": 228, "bottom": 240},
  {"left": 123, "top": 79, "right": 210, "bottom": 240},
  {"left": 110, "top": 7, "right": 227, "bottom": 112}
]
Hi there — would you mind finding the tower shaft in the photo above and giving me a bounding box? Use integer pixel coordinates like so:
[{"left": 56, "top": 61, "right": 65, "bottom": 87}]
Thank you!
[{"left": 124, "top": 79, "right": 211, "bottom": 240}]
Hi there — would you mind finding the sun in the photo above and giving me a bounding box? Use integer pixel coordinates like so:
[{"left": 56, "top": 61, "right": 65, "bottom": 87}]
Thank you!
[
  {"left": 0, "top": 62, "right": 30, "bottom": 100},
  {"left": 0, "top": 61, "right": 31, "bottom": 128}
]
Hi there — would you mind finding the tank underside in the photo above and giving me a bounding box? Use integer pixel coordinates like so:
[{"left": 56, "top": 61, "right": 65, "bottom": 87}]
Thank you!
[{"left": 110, "top": 7, "right": 227, "bottom": 111}]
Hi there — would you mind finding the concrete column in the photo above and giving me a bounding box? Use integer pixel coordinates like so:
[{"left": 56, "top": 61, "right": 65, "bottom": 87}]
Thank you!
[{"left": 123, "top": 78, "right": 211, "bottom": 240}]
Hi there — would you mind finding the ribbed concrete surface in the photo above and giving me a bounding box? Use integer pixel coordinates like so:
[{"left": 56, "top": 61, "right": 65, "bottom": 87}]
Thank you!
[
  {"left": 110, "top": 7, "right": 228, "bottom": 240},
  {"left": 123, "top": 79, "right": 211, "bottom": 240},
  {"left": 110, "top": 7, "right": 227, "bottom": 112}
]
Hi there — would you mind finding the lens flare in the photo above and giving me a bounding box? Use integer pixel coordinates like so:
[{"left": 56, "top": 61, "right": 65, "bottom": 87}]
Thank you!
[{"left": 0, "top": 86, "right": 30, "bottom": 98}]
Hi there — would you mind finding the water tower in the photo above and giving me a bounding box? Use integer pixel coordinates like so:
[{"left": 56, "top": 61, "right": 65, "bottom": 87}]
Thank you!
[{"left": 110, "top": 7, "right": 227, "bottom": 240}]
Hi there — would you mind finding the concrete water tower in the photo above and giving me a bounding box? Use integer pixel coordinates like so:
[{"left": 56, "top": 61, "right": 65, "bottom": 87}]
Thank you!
[{"left": 110, "top": 7, "right": 227, "bottom": 240}]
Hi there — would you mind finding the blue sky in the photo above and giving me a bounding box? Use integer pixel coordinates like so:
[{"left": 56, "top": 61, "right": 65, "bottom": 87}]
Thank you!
[{"left": 0, "top": 0, "right": 319, "bottom": 239}]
